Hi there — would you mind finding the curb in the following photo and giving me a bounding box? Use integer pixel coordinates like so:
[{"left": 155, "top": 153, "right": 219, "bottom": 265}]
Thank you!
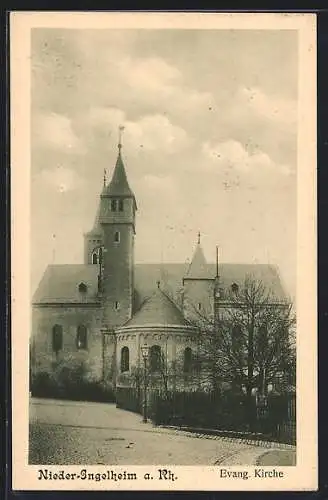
[
  {"left": 161, "top": 425, "right": 296, "bottom": 450},
  {"left": 254, "top": 449, "right": 297, "bottom": 466},
  {"left": 215, "top": 447, "right": 296, "bottom": 466}
]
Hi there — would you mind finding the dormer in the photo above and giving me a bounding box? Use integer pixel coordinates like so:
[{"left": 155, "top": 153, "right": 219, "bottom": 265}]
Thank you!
[{"left": 78, "top": 282, "right": 88, "bottom": 294}]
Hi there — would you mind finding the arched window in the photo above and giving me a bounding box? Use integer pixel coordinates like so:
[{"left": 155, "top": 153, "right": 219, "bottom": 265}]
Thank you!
[
  {"left": 114, "top": 231, "right": 120, "bottom": 243},
  {"left": 150, "top": 345, "right": 162, "bottom": 373},
  {"left": 118, "top": 199, "right": 124, "bottom": 212},
  {"left": 92, "top": 252, "right": 98, "bottom": 265},
  {"left": 232, "top": 325, "right": 242, "bottom": 350},
  {"left": 121, "top": 346, "right": 129, "bottom": 372},
  {"left": 76, "top": 325, "right": 87, "bottom": 350},
  {"left": 52, "top": 325, "right": 63, "bottom": 353},
  {"left": 231, "top": 283, "right": 239, "bottom": 294},
  {"left": 183, "top": 347, "right": 193, "bottom": 373},
  {"left": 111, "top": 199, "right": 117, "bottom": 212}
]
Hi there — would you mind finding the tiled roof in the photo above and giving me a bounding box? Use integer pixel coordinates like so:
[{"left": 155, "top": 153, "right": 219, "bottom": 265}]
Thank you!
[
  {"left": 211, "top": 263, "right": 286, "bottom": 298},
  {"left": 32, "top": 265, "right": 101, "bottom": 304},
  {"left": 33, "top": 262, "right": 287, "bottom": 305},
  {"left": 124, "top": 287, "right": 189, "bottom": 327}
]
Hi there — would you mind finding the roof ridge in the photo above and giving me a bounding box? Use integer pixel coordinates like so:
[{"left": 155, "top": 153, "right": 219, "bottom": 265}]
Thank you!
[
  {"left": 159, "top": 287, "right": 187, "bottom": 319},
  {"left": 125, "top": 294, "right": 152, "bottom": 325}
]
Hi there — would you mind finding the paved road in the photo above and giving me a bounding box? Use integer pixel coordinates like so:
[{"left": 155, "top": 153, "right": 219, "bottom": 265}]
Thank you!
[
  {"left": 29, "top": 398, "right": 294, "bottom": 466},
  {"left": 256, "top": 450, "right": 296, "bottom": 466}
]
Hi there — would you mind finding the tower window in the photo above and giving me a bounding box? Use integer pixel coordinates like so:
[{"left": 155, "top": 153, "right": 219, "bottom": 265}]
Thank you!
[
  {"left": 114, "top": 231, "right": 120, "bottom": 243},
  {"left": 231, "top": 283, "right": 239, "bottom": 294},
  {"left": 197, "top": 302, "right": 202, "bottom": 311},
  {"left": 76, "top": 325, "right": 87, "bottom": 350},
  {"left": 118, "top": 199, "right": 124, "bottom": 211},
  {"left": 114, "top": 301, "right": 120, "bottom": 311},
  {"left": 120, "top": 346, "right": 129, "bottom": 372},
  {"left": 52, "top": 325, "right": 63, "bottom": 353},
  {"left": 111, "top": 199, "right": 117, "bottom": 212}
]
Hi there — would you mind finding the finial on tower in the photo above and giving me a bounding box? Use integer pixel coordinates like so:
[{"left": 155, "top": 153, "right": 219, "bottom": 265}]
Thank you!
[
  {"left": 197, "top": 231, "right": 201, "bottom": 245},
  {"left": 103, "top": 168, "right": 107, "bottom": 187},
  {"left": 118, "top": 125, "right": 125, "bottom": 152}
]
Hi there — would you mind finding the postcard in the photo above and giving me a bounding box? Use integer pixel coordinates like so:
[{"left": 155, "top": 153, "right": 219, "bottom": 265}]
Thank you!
[{"left": 10, "top": 11, "right": 317, "bottom": 491}]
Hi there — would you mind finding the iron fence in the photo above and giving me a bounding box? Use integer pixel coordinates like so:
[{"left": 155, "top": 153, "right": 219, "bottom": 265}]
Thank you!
[{"left": 115, "top": 386, "right": 296, "bottom": 445}]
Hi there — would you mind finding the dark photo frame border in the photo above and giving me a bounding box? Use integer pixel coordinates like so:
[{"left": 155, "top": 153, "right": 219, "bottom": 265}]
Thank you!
[{"left": 3, "top": 6, "right": 327, "bottom": 500}]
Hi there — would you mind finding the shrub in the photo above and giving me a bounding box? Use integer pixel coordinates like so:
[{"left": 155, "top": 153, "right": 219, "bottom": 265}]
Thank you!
[
  {"left": 149, "top": 390, "right": 251, "bottom": 430},
  {"left": 31, "top": 371, "right": 58, "bottom": 398},
  {"left": 31, "top": 357, "right": 115, "bottom": 403}
]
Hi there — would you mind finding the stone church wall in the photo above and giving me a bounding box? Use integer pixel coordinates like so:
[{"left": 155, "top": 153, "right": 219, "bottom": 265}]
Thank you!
[
  {"left": 31, "top": 305, "right": 104, "bottom": 380},
  {"left": 115, "top": 328, "right": 199, "bottom": 390},
  {"left": 183, "top": 279, "right": 215, "bottom": 324}
]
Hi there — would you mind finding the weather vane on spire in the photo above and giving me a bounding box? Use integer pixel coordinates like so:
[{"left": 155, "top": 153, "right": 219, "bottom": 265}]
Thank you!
[
  {"left": 118, "top": 125, "right": 125, "bottom": 151},
  {"left": 197, "top": 231, "right": 201, "bottom": 245}
]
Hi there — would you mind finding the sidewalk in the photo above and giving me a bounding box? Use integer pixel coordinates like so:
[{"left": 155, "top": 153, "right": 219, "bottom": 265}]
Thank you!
[
  {"left": 162, "top": 424, "right": 295, "bottom": 450},
  {"left": 255, "top": 449, "right": 296, "bottom": 466},
  {"left": 218, "top": 446, "right": 296, "bottom": 465}
]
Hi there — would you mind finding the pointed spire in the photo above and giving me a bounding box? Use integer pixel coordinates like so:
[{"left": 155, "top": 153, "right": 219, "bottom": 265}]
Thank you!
[
  {"left": 103, "top": 125, "right": 136, "bottom": 201},
  {"left": 185, "top": 233, "right": 211, "bottom": 279}
]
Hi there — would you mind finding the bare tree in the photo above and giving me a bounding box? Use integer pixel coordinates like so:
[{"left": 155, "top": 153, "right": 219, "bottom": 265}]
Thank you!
[{"left": 192, "top": 275, "right": 296, "bottom": 427}]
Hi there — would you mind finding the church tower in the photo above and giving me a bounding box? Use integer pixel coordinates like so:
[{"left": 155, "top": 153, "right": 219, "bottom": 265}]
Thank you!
[
  {"left": 99, "top": 128, "right": 137, "bottom": 328},
  {"left": 182, "top": 232, "right": 215, "bottom": 323}
]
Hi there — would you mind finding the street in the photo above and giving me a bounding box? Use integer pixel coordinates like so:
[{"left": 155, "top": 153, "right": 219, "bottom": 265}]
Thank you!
[{"left": 29, "top": 398, "right": 295, "bottom": 466}]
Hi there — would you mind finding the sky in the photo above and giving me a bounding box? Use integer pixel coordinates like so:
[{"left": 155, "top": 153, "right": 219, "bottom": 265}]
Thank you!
[{"left": 31, "top": 28, "right": 298, "bottom": 298}]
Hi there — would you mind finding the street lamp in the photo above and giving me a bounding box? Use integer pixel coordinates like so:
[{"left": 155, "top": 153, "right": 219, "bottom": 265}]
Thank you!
[{"left": 141, "top": 344, "right": 150, "bottom": 423}]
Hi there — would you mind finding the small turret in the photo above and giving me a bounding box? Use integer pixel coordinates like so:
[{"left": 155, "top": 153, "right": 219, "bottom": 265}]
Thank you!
[{"left": 184, "top": 231, "right": 211, "bottom": 281}]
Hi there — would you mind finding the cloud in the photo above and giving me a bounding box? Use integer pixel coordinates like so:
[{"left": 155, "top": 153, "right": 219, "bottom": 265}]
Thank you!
[
  {"left": 88, "top": 107, "right": 125, "bottom": 130},
  {"left": 117, "top": 54, "right": 212, "bottom": 118},
  {"left": 236, "top": 86, "right": 297, "bottom": 129},
  {"left": 127, "top": 114, "right": 190, "bottom": 153},
  {"left": 202, "top": 139, "right": 292, "bottom": 176},
  {"left": 142, "top": 174, "right": 176, "bottom": 193},
  {"left": 30, "top": 29, "right": 297, "bottom": 300},
  {"left": 119, "top": 56, "right": 181, "bottom": 93},
  {"left": 33, "top": 112, "right": 84, "bottom": 153},
  {"left": 39, "top": 165, "right": 84, "bottom": 193},
  {"left": 83, "top": 106, "right": 190, "bottom": 154}
]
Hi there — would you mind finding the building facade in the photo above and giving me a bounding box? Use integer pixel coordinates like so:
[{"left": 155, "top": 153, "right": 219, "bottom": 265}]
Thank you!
[{"left": 31, "top": 141, "right": 287, "bottom": 391}]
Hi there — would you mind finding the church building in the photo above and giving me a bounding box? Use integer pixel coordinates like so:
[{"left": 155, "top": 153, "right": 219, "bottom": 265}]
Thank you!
[{"left": 31, "top": 136, "right": 287, "bottom": 391}]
